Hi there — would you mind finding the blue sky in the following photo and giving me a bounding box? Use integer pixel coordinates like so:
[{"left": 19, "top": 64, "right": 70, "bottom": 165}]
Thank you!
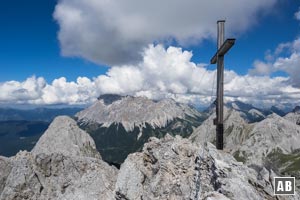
[
  {"left": 0, "top": 0, "right": 298, "bottom": 81},
  {"left": 0, "top": 0, "right": 300, "bottom": 107},
  {"left": 0, "top": 0, "right": 106, "bottom": 82}
]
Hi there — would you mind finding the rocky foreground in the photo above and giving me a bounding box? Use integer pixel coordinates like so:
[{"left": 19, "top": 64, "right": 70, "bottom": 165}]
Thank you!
[{"left": 0, "top": 116, "right": 299, "bottom": 199}]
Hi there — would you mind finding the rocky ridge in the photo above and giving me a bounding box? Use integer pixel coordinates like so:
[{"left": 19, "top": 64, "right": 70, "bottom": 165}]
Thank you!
[
  {"left": 76, "top": 94, "right": 202, "bottom": 132},
  {"left": 115, "top": 135, "right": 285, "bottom": 200},
  {"left": 191, "top": 107, "right": 300, "bottom": 192},
  {"left": 1, "top": 115, "right": 299, "bottom": 199},
  {"left": 0, "top": 116, "right": 117, "bottom": 200}
]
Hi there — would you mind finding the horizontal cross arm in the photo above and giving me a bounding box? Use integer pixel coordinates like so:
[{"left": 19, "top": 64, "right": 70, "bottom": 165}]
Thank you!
[{"left": 210, "top": 38, "right": 235, "bottom": 64}]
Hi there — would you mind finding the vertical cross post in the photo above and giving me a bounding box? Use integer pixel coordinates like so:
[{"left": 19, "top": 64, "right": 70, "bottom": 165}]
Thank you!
[
  {"left": 216, "top": 20, "right": 225, "bottom": 150},
  {"left": 210, "top": 20, "right": 235, "bottom": 150}
]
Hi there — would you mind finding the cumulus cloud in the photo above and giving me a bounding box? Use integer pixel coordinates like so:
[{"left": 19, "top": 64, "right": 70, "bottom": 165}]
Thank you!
[
  {"left": 249, "top": 8, "right": 300, "bottom": 83},
  {"left": 248, "top": 37, "right": 300, "bottom": 87},
  {"left": 1, "top": 45, "right": 299, "bottom": 108},
  {"left": 53, "top": 0, "right": 277, "bottom": 65},
  {"left": 0, "top": 77, "right": 46, "bottom": 103},
  {"left": 295, "top": 7, "right": 300, "bottom": 21},
  {"left": 249, "top": 60, "right": 273, "bottom": 75}
]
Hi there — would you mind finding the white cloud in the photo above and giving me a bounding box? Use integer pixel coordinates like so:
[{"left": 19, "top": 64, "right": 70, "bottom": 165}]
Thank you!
[
  {"left": 249, "top": 60, "right": 273, "bottom": 75},
  {"left": 249, "top": 37, "right": 300, "bottom": 87},
  {"left": 0, "top": 77, "right": 46, "bottom": 103},
  {"left": 53, "top": 0, "right": 277, "bottom": 65},
  {"left": 1, "top": 45, "right": 300, "bottom": 108},
  {"left": 274, "top": 53, "right": 300, "bottom": 86},
  {"left": 295, "top": 7, "right": 300, "bottom": 21}
]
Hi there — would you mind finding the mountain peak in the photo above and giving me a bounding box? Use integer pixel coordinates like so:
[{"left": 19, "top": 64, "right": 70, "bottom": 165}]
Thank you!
[
  {"left": 227, "top": 100, "right": 256, "bottom": 112},
  {"left": 32, "top": 116, "right": 100, "bottom": 159},
  {"left": 76, "top": 96, "right": 201, "bottom": 132},
  {"left": 293, "top": 106, "right": 300, "bottom": 113},
  {"left": 97, "top": 94, "right": 124, "bottom": 105}
]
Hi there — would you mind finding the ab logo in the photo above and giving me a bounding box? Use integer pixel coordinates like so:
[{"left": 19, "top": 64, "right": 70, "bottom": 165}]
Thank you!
[{"left": 274, "top": 177, "right": 295, "bottom": 195}]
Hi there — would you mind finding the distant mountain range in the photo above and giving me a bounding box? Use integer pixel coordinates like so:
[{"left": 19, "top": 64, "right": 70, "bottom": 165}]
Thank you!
[
  {"left": 225, "top": 100, "right": 289, "bottom": 122},
  {"left": 0, "top": 107, "right": 83, "bottom": 122},
  {"left": 76, "top": 94, "right": 207, "bottom": 165}
]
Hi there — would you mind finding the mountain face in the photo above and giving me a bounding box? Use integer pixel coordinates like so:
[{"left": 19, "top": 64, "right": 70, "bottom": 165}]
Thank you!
[
  {"left": 237, "top": 113, "right": 300, "bottom": 165},
  {"left": 284, "top": 106, "right": 300, "bottom": 126},
  {"left": 2, "top": 117, "right": 296, "bottom": 200},
  {"left": 0, "top": 116, "right": 117, "bottom": 200},
  {"left": 75, "top": 94, "right": 206, "bottom": 165},
  {"left": 293, "top": 106, "right": 300, "bottom": 113},
  {"left": 270, "top": 106, "right": 287, "bottom": 117},
  {"left": 225, "top": 101, "right": 288, "bottom": 123},
  {"left": 190, "top": 107, "right": 252, "bottom": 151},
  {"left": 225, "top": 101, "right": 267, "bottom": 122},
  {"left": 191, "top": 107, "right": 300, "bottom": 191},
  {"left": 31, "top": 116, "right": 100, "bottom": 158}
]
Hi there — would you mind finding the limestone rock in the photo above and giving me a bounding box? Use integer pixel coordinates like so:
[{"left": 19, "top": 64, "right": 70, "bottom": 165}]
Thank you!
[
  {"left": 115, "top": 135, "right": 295, "bottom": 200},
  {"left": 32, "top": 116, "right": 100, "bottom": 159},
  {"left": 0, "top": 156, "right": 11, "bottom": 195},
  {"left": 0, "top": 151, "right": 117, "bottom": 200},
  {"left": 0, "top": 116, "right": 117, "bottom": 200},
  {"left": 190, "top": 107, "right": 252, "bottom": 151},
  {"left": 76, "top": 94, "right": 202, "bottom": 132}
]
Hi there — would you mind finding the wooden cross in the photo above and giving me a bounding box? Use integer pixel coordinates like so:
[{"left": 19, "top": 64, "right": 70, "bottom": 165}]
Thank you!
[{"left": 210, "top": 20, "right": 235, "bottom": 150}]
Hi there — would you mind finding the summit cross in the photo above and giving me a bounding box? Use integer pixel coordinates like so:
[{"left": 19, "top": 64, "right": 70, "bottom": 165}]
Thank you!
[{"left": 210, "top": 20, "right": 235, "bottom": 150}]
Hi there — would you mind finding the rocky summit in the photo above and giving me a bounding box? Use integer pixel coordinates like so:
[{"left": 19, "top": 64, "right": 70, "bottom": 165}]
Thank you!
[
  {"left": 0, "top": 116, "right": 117, "bottom": 200},
  {"left": 1, "top": 115, "right": 299, "bottom": 199},
  {"left": 75, "top": 94, "right": 206, "bottom": 165},
  {"left": 115, "top": 135, "right": 285, "bottom": 200}
]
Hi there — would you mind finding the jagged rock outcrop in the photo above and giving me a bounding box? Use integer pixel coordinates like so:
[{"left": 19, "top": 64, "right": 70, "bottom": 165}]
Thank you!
[
  {"left": 0, "top": 116, "right": 117, "bottom": 200},
  {"left": 115, "top": 135, "right": 297, "bottom": 200},
  {"left": 32, "top": 116, "right": 100, "bottom": 159}
]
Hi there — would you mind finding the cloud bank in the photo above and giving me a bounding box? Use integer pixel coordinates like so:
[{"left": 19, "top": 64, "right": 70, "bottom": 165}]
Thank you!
[
  {"left": 249, "top": 8, "right": 300, "bottom": 87},
  {"left": 249, "top": 37, "right": 300, "bottom": 87},
  {"left": 53, "top": 0, "right": 277, "bottom": 65},
  {"left": 1, "top": 45, "right": 299, "bottom": 108}
]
